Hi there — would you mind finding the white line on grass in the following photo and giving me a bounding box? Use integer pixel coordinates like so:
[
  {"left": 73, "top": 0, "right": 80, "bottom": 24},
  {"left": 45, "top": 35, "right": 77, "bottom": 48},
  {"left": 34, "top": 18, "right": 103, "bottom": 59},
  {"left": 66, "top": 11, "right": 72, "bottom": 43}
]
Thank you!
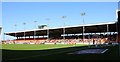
[{"left": 101, "top": 49, "right": 108, "bottom": 53}]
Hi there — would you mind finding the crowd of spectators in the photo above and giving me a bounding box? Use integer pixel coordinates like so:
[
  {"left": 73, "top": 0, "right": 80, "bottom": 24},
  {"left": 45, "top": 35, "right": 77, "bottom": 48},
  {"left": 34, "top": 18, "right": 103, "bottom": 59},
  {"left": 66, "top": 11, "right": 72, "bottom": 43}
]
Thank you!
[
  {"left": 3, "top": 38, "right": 109, "bottom": 45},
  {"left": 2, "top": 34, "right": 118, "bottom": 45}
]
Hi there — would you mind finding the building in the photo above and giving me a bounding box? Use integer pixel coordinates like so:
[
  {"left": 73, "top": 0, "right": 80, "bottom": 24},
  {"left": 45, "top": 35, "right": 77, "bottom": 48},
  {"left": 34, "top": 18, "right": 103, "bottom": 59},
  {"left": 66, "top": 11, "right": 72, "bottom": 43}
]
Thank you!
[
  {"left": 118, "top": 10, "right": 120, "bottom": 42},
  {"left": 4, "top": 10, "right": 120, "bottom": 44}
]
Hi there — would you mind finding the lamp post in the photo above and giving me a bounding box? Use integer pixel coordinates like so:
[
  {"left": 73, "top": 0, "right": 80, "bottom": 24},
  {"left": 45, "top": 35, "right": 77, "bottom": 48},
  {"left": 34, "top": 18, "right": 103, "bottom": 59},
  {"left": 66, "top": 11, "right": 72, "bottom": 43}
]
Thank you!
[
  {"left": 80, "top": 12, "right": 86, "bottom": 43},
  {"left": 61, "top": 16, "right": 66, "bottom": 41},
  {"left": 34, "top": 21, "right": 37, "bottom": 41},
  {"left": 23, "top": 22, "right": 26, "bottom": 41}
]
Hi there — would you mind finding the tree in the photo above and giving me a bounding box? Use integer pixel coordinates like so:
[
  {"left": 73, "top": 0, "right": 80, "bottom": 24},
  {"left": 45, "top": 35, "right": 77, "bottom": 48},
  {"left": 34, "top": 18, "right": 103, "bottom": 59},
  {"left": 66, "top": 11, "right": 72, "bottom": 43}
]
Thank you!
[{"left": 38, "top": 25, "right": 47, "bottom": 29}]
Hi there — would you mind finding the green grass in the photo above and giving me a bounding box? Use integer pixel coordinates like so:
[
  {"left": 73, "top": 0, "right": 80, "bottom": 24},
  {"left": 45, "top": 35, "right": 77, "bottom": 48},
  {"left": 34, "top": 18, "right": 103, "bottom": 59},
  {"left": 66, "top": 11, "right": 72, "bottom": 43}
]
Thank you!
[
  {"left": 2, "top": 44, "right": 88, "bottom": 61},
  {"left": 2, "top": 44, "right": 120, "bottom": 61},
  {"left": 2, "top": 44, "right": 86, "bottom": 50}
]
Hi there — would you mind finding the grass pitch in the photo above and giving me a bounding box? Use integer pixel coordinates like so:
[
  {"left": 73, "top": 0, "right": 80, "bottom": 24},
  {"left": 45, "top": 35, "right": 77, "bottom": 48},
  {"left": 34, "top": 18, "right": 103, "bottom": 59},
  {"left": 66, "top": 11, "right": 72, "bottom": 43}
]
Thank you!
[
  {"left": 2, "top": 44, "right": 86, "bottom": 50},
  {"left": 2, "top": 44, "right": 120, "bottom": 61}
]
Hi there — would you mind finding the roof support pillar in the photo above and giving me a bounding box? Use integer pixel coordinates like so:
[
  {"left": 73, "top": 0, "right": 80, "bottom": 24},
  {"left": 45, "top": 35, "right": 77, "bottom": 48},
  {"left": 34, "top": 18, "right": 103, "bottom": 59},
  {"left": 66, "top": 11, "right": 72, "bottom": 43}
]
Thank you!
[
  {"left": 107, "top": 24, "right": 109, "bottom": 42},
  {"left": 29, "top": 36, "right": 30, "bottom": 38},
  {"left": 17, "top": 37, "right": 18, "bottom": 39},
  {"left": 47, "top": 28, "right": 49, "bottom": 41},
  {"left": 83, "top": 26, "right": 85, "bottom": 43},
  {"left": 24, "top": 32, "right": 25, "bottom": 41},
  {"left": 34, "top": 31, "right": 36, "bottom": 41}
]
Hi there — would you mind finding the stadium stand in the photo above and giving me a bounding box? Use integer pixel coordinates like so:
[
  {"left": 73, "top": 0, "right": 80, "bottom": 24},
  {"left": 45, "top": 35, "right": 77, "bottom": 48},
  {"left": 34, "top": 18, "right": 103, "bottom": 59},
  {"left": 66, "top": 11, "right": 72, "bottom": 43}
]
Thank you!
[
  {"left": 118, "top": 10, "right": 120, "bottom": 42},
  {"left": 3, "top": 34, "right": 114, "bottom": 45},
  {"left": 3, "top": 10, "right": 120, "bottom": 45}
]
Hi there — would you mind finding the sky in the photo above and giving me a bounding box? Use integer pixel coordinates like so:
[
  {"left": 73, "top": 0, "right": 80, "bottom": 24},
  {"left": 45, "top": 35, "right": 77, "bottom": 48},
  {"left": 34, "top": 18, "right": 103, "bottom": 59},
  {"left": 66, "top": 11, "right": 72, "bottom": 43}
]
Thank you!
[
  {"left": 2, "top": 2, "right": 118, "bottom": 40},
  {"left": 2, "top": 0, "right": 119, "bottom": 2}
]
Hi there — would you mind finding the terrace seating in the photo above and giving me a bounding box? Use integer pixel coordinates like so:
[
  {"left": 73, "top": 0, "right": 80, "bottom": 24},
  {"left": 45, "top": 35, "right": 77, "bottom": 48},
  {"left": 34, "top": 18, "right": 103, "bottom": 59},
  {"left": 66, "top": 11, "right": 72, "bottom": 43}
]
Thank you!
[{"left": 4, "top": 36, "right": 117, "bottom": 45}]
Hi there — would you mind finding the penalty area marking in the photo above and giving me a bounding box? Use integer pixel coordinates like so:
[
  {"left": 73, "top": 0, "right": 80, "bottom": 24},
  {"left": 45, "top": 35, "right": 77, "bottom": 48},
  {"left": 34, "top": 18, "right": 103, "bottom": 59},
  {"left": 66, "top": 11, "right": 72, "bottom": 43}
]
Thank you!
[
  {"left": 68, "top": 49, "right": 108, "bottom": 54},
  {"left": 101, "top": 49, "right": 108, "bottom": 53}
]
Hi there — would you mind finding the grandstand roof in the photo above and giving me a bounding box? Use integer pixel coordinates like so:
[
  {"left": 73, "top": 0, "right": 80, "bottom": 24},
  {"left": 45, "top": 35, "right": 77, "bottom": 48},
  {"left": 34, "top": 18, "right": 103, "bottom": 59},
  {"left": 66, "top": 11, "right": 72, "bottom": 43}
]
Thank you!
[{"left": 5, "top": 22, "right": 117, "bottom": 37}]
